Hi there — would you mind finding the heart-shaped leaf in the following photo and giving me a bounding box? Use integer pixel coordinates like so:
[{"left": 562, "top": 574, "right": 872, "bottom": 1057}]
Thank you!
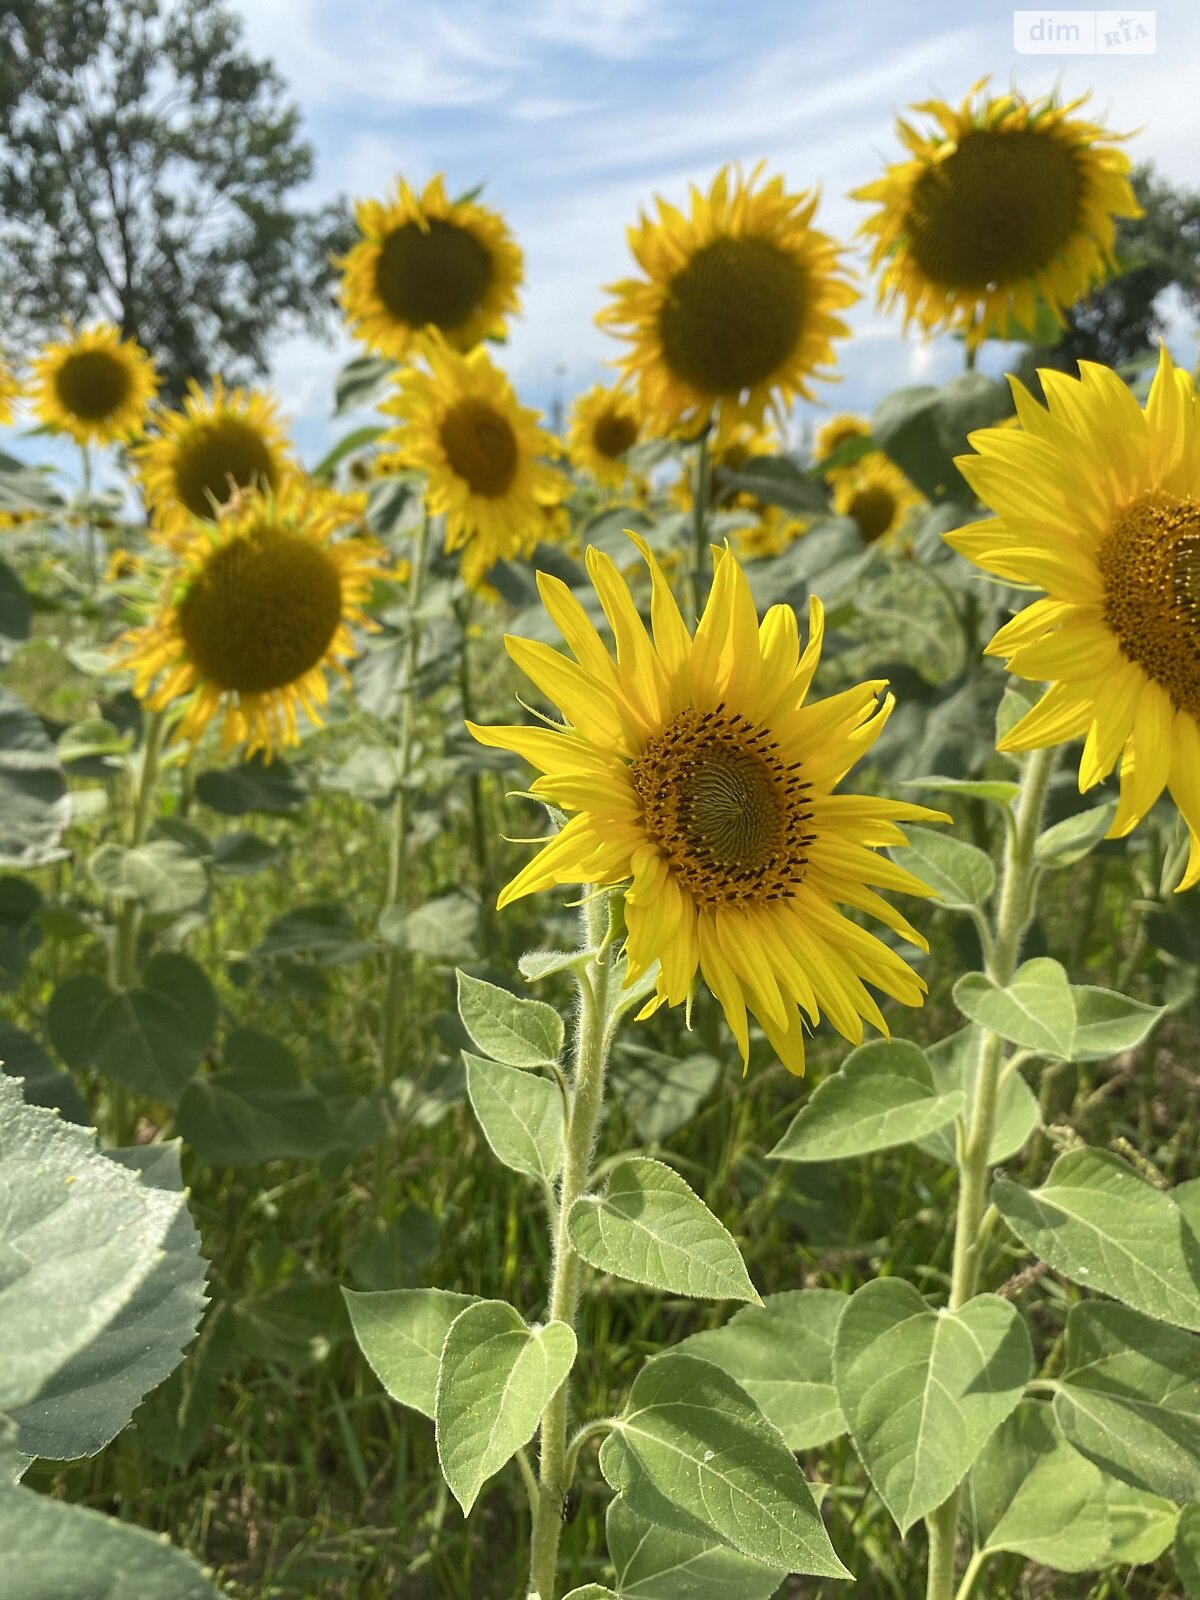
[
  {"left": 606, "top": 1495, "right": 784, "bottom": 1599},
  {"left": 435, "top": 1301, "right": 575, "bottom": 1514},
  {"left": 344, "top": 1287, "right": 477, "bottom": 1419},
  {"left": 770, "top": 1039, "right": 963, "bottom": 1162},
  {"left": 464, "top": 1053, "right": 563, "bottom": 1182},
  {"left": 569, "top": 1157, "right": 758, "bottom": 1303},
  {"left": 456, "top": 970, "right": 563, "bottom": 1067},
  {"left": 833, "top": 1278, "right": 1031, "bottom": 1533},
  {"left": 954, "top": 958, "right": 1075, "bottom": 1057}
]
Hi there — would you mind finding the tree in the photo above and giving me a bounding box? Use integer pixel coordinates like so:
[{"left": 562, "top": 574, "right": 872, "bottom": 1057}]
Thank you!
[
  {"left": 1017, "top": 165, "right": 1200, "bottom": 387},
  {"left": 0, "top": 0, "right": 354, "bottom": 401}
]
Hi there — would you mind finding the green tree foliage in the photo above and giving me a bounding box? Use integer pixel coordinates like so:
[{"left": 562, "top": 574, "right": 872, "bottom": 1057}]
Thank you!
[
  {"left": 0, "top": 0, "right": 353, "bottom": 400},
  {"left": 1020, "top": 165, "right": 1200, "bottom": 383}
]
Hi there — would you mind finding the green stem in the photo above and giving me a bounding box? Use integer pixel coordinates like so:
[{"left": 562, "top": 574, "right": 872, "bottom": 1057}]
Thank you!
[
  {"left": 380, "top": 514, "right": 429, "bottom": 1082},
  {"left": 454, "top": 591, "right": 491, "bottom": 918},
  {"left": 527, "top": 890, "right": 617, "bottom": 1600},
  {"left": 112, "top": 709, "right": 167, "bottom": 990},
  {"left": 925, "top": 742, "right": 1056, "bottom": 1600},
  {"left": 690, "top": 424, "right": 712, "bottom": 617},
  {"left": 80, "top": 444, "right": 99, "bottom": 591}
]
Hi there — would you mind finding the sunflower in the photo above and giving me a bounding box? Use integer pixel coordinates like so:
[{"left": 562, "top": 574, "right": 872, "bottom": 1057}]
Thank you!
[
  {"left": 470, "top": 536, "right": 942, "bottom": 1074},
  {"left": 134, "top": 377, "right": 293, "bottom": 536},
  {"left": 568, "top": 384, "right": 643, "bottom": 489},
  {"left": 339, "top": 175, "right": 523, "bottom": 361},
  {"left": 104, "top": 548, "right": 146, "bottom": 583},
  {"left": 599, "top": 164, "right": 856, "bottom": 445},
  {"left": 853, "top": 83, "right": 1140, "bottom": 347},
  {"left": 735, "top": 507, "right": 808, "bottom": 562},
  {"left": 382, "top": 338, "right": 562, "bottom": 579},
  {"left": 947, "top": 348, "right": 1200, "bottom": 889},
  {"left": 0, "top": 355, "right": 21, "bottom": 425},
  {"left": 815, "top": 412, "right": 870, "bottom": 469},
  {"left": 833, "top": 455, "right": 924, "bottom": 546},
  {"left": 30, "top": 324, "right": 157, "bottom": 446},
  {"left": 123, "top": 481, "right": 385, "bottom": 758}
]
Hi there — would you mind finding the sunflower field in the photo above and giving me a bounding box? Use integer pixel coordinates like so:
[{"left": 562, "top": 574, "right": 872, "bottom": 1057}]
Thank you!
[{"left": 3, "top": 49, "right": 1200, "bottom": 1600}]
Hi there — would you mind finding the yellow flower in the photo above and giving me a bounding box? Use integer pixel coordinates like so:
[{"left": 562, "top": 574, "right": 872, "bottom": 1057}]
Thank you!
[
  {"left": 947, "top": 347, "right": 1200, "bottom": 890},
  {"left": 30, "top": 324, "right": 158, "bottom": 446},
  {"left": 104, "top": 548, "right": 145, "bottom": 583},
  {"left": 853, "top": 83, "right": 1140, "bottom": 347},
  {"left": 599, "top": 164, "right": 856, "bottom": 445},
  {"left": 339, "top": 175, "right": 523, "bottom": 361},
  {"left": 734, "top": 508, "right": 808, "bottom": 562},
  {"left": 382, "top": 338, "right": 562, "bottom": 580},
  {"left": 568, "top": 383, "right": 642, "bottom": 489},
  {"left": 123, "top": 481, "right": 385, "bottom": 758},
  {"left": 833, "top": 454, "right": 924, "bottom": 545},
  {"left": 134, "top": 377, "right": 293, "bottom": 537},
  {"left": 815, "top": 412, "right": 870, "bottom": 468},
  {"left": 0, "top": 355, "right": 21, "bottom": 425},
  {"left": 470, "top": 536, "right": 942, "bottom": 1074}
]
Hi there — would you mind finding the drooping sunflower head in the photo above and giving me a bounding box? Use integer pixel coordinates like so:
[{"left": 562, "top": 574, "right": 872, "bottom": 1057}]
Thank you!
[
  {"left": 568, "top": 383, "right": 643, "bottom": 489},
  {"left": 470, "top": 535, "right": 944, "bottom": 1074},
  {"left": 0, "top": 354, "right": 21, "bottom": 426},
  {"left": 339, "top": 175, "right": 524, "bottom": 361},
  {"left": 815, "top": 412, "right": 870, "bottom": 468},
  {"left": 599, "top": 164, "right": 857, "bottom": 445},
  {"left": 122, "top": 481, "right": 386, "bottom": 758},
  {"left": 30, "top": 324, "right": 158, "bottom": 446},
  {"left": 853, "top": 82, "right": 1140, "bottom": 346},
  {"left": 947, "top": 346, "right": 1200, "bottom": 889},
  {"left": 134, "top": 377, "right": 293, "bottom": 538},
  {"left": 833, "top": 454, "right": 924, "bottom": 546},
  {"left": 381, "top": 338, "right": 563, "bottom": 579}
]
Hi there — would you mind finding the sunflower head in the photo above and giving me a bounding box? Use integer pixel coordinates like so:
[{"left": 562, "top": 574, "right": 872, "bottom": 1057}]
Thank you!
[
  {"left": 854, "top": 82, "right": 1140, "bottom": 346},
  {"left": 735, "top": 508, "right": 809, "bottom": 562},
  {"left": 339, "top": 175, "right": 524, "bottom": 361},
  {"left": 133, "top": 376, "right": 293, "bottom": 538},
  {"left": 833, "top": 454, "right": 924, "bottom": 546},
  {"left": 947, "top": 346, "right": 1200, "bottom": 889},
  {"left": 568, "top": 384, "right": 643, "bottom": 489},
  {"left": 122, "top": 481, "right": 385, "bottom": 758},
  {"left": 381, "top": 338, "right": 563, "bottom": 582},
  {"left": 31, "top": 324, "right": 158, "bottom": 446},
  {"left": 815, "top": 412, "right": 870, "bottom": 469},
  {"left": 470, "top": 533, "right": 944, "bottom": 1074},
  {"left": 599, "top": 164, "right": 857, "bottom": 445}
]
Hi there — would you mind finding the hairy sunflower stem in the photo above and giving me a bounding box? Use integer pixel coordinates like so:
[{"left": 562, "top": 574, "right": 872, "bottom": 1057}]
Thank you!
[
  {"left": 925, "top": 741, "right": 1056, "bottom": 1600},
  {"left": 380, "top": 512, "right": 429, "bottom": 1082},
  {"left": 528, "top": 889, "right": 617, "bottom": 1600},
  {"left": 112, "top": 708, "right": 168, "bottom": 991},
  {"left": 454, "top": 589, "right": 492, "bottom": 922}
]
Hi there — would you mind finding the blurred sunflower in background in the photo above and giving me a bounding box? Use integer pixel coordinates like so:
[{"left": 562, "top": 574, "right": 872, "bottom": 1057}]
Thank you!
[
  {"left": 673, "top": 425, "right": 807, "bottom": 561},
  {"left": 949, "top": 347, "right": 1200, "bottom": 889},
  {"left": 0, "top": 354, "right": 21, "bottom": 424},
  {"left": 31, "top": 323, "right": 158, "bottom": 445},
  {"left": 833, "top": 454, "right": 923, "bottom": 545},
  {"left": 135, "top": 377, "right": 293, "bottom": 536},
  {"left": 854, "top": 82, "right": 1140, "bottom": 346},
  {"left": 123, "top": 481, "right": 384, "bottom": 757},
  {"left": 568, "top": 383, "right": 642, "bottom": 489},
  {"left": 471, "top": 536, "right": 942, "bottom": 1075},
  {"left": 815, "top": 412, "right": 870, "bottom": 471},
  {"left": 340, "top": 175, "right": 523, "bottom": 361},
  {"left": 600, "top": 163, "right": 856, "bottom": 443},
  {"left": 382, "top": 338, "right": 561, "bottom": 583}
]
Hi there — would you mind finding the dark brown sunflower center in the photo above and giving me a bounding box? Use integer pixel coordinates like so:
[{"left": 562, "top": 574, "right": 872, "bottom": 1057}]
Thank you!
[
  {"left": 1100, "top": 491, "right": 1200, "bottom": 720},
  {"left": 172, "top": 419, "right": 280, "bottom": 519},
  {"left": 54, "top": 349, "right": 132, "bottom": 422},
  {"left": 178, "top": 529, "right": 343, "bottom": 694},
  {"left": 374, "top": 218, "right": 494, "bottom": 332},
  {"left": 658, "top": 236, "right": 805, "bottom": 397},
  {"left": 592, "top": 409, "right": 638, "bottom": 461},
  {"left": 630, "top": 706, "right": 813, "bottom": 907},
  {"left": 905, "top": 127, "right": 1083, "bottom": 292},
  {"left": 847, "top": 485, "right": 896, "bottom": 544},
  {"left": 439, "top": 398, "right": 519, "bottom": 497}
]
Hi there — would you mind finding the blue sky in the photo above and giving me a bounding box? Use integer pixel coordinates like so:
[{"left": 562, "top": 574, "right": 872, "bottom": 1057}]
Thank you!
[{"left": 10, "top": 0, "right": 1200, "bottom": 469}]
